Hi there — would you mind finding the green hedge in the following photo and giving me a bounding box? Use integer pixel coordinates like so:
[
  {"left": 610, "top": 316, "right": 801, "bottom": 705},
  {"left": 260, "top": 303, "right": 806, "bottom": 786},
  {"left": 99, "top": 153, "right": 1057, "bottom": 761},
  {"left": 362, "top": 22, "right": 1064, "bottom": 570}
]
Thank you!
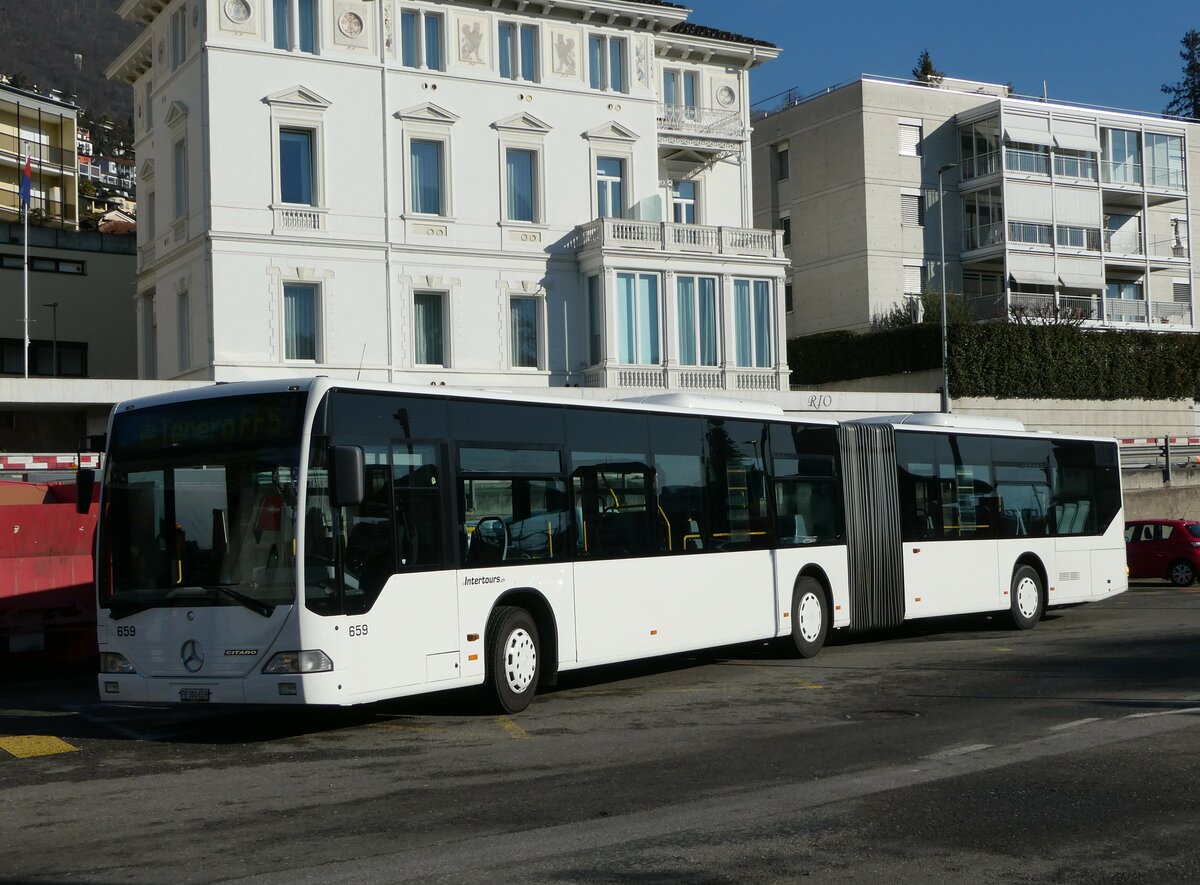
[{"left": 789, "top": 324, "right": 1200, "bottom": 400}]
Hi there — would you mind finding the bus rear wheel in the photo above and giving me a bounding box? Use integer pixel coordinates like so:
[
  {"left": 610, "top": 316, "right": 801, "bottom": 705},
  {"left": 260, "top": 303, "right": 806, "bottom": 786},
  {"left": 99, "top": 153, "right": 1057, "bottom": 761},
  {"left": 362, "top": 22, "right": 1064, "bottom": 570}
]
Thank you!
[
  {"left": 791, "top": 577, "right": 829, "bottom": 658},
  {"left": 1009, "top": 565, "right": 1044, "bottom": 630},
  {"left": 485, "top": 605, "right": 540, "bottom": 714}
]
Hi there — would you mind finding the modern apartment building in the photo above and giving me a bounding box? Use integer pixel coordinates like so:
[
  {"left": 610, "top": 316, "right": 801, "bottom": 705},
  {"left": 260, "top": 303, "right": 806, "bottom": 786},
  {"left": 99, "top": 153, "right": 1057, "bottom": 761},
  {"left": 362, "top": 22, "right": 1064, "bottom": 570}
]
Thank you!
[
  {"left": 0, "top": 81, "right": 80, "bottom": 229},
  {"left": 107, "top": 0, "right": 788, "bottom": 393},
  {"left": 752, "top": 76, "right": 1199, "bottom": 337}
]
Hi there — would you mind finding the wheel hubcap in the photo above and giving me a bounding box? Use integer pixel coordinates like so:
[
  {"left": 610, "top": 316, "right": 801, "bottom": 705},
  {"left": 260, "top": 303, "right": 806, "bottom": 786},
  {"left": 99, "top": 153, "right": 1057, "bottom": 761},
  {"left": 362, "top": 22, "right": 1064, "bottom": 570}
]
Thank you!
[
  {"left": 504, "top": 628, "right": 536, "bottom": 693},
  {"left": 797, "top": 592, "right": 823, "bottom": 642},
  {"left": 1016, "top": 576, "right": 1039, "bottom": 619},
  {"left": 1172, "top": 564, "right": 1192, "bottom": 584}
]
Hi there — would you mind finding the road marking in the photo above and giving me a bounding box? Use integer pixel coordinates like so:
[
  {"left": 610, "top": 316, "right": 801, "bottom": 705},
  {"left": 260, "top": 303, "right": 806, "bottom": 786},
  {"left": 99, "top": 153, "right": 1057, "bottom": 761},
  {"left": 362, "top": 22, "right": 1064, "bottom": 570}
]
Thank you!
[
  {"left": 791, "top": 680, "right": 824, "bottom": 690},
  {"left": 1049, "top": 717, "right": 1102, "bottom": 731},
  {"left": 924, "top": 743, "right": 993, "bottom": 760},
  {"left": 1124, "top": 706, "right": 1200, "bottom": 720},
  {"left": 0, "top": 735, "right": 80, "bottom": 759},
  {"left": 497, "top": 716, "right": 529, "bottom": 740}
]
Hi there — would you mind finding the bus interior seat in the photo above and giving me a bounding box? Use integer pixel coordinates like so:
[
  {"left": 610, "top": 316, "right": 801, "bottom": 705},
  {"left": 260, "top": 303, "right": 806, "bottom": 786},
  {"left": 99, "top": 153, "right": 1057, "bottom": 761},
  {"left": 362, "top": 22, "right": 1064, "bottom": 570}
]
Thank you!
[{"left": 1070, "top": 500, "right": 1090, "bottom": 533}]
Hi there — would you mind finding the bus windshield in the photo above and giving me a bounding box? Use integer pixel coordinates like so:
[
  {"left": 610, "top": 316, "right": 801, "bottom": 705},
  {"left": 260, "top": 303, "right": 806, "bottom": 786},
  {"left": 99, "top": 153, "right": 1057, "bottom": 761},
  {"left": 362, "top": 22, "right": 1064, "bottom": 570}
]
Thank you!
[{"left": 99, "top": 393, "right": 306, "bottom": 618}]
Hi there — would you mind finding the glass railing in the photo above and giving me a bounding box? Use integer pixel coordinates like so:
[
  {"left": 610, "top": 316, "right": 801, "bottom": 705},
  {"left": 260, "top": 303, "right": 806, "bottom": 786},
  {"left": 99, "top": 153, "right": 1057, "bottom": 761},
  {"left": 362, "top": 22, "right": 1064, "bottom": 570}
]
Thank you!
[
  {"left": 961, "top": 150, "right": 1000, "bottom": 180},
  {"left": 1100, "top": 160, "right": 1141, "bottom": 186},
  {"left": 1053, "top": 154, "right": 1097, "bottom": 180},
  {"left": 963, "top": 222, "right": 1006, "bottom": 251},
  {"left": 1144, "top": 164, "right": 1187, "bottom": 190},
  {"left": 1004, "top": 148, "right": 1049, "bottom": 176}
]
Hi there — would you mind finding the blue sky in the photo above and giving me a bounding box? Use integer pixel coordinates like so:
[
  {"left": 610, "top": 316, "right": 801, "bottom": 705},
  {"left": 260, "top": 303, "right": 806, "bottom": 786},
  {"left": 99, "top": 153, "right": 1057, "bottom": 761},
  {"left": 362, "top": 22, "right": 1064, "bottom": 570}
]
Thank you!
[{"left": 681, "top": 0, "right": 1194, "bottom": 117}]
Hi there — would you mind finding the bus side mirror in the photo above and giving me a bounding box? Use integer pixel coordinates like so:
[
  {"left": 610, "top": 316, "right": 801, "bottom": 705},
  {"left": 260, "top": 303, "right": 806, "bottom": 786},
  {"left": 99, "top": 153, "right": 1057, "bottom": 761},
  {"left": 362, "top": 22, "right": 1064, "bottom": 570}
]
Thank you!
[
  {"left": 330, "top": 446, "right": 365, "bottom": 508},
  {"left": 76, "top": 468, "right": 96, "bottom": 514}
]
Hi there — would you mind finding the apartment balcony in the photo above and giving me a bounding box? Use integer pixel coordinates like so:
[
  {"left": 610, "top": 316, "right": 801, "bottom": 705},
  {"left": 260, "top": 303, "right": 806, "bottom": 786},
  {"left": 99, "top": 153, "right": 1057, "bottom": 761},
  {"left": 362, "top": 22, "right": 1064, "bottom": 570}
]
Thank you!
[
  {"left": 965, "top": 291, "right": 1191, "bottom": 329},
  {"left": 656, "top": 104, "right": 746, "bottom": 141},
  {"left": 569, "top": 218, "right": 785, "bottom": 259},
  {"left": 0, "top": 131, "right": 76, "bottom": 169},
  {"left": 580, "top": 364, "right": 782, "bottom": 393}
]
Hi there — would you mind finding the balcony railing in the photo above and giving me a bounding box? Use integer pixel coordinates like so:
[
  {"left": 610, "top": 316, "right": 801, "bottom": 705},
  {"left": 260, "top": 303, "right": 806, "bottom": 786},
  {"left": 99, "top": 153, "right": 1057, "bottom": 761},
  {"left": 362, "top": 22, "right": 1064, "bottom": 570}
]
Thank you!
[
  {"left": 656, "top": 104, "right": 744, "bottom": 138},
  {"left": 1056, "top": 226, "right": 1101, "bottom": 251},
  {"left": 963, "top": 222, "right": 1006, "bottom": 251},
  {"left": 961, "top": 150, "right": 1000, "bottom": 181},
  {"left": 1145, "top": 164, "right": 1187, "bottom": 190},
  {"left": 1100, "top": 160, "right": 1141, "bottom": 186},
  {"left": 967, "top": 293, "right": 1187, "bottom": 327},
  {"left": 1148, "top": 236, "right": 1189, "bottom": 259},
  {"left": 570, "top": 218, "right": 784, "bottom": 258},
  {"left": 1053, "top": 154, "right": 1098, "bottom": 180},
  {"left": 0, "top": 132, "right": 76, "bottom": 168},
  {"left": 1008, "top": 221, "right": 1053, "bottom": 247},
  {"left": 1104, "top": 228, "right": 1143, "bottom": 255},
  {"left": 1004, "top": 147, "right": 1049, "bottom": 176}
]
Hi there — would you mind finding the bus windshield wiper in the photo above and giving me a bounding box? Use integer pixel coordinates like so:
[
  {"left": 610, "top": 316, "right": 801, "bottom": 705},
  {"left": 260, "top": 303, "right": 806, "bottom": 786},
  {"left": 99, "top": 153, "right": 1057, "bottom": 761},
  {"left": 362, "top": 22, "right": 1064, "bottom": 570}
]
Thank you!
[{"left": 201, "top": 584, "right": 275, "bottom": 618}]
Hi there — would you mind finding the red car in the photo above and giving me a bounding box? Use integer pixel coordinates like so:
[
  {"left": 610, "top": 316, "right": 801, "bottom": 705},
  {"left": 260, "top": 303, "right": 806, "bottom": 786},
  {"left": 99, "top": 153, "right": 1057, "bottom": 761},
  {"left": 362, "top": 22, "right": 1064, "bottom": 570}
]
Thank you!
[{"left": 1125, "top": 519, "right": 1200, "bottom": 586}]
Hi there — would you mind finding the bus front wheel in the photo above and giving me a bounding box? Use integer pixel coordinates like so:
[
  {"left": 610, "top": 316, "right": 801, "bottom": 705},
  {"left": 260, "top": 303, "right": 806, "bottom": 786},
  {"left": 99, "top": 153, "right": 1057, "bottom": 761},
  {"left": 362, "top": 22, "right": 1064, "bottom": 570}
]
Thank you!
[
  {"left": 1009, "top": 565, "right": 1044, "bottom": 630},
  {"left": 791, "top": 577, "right": 829, "bottom": 658},
  {"left": 485, "top": 605, "right": 540, "bottom": 714}
]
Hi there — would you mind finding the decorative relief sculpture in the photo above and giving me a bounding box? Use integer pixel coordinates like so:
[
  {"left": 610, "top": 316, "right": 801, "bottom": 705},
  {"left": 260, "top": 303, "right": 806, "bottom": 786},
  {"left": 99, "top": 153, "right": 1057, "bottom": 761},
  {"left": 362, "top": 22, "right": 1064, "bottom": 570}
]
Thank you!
[{"left": 552, "top": 32, "right": 576, "bottom": 76}]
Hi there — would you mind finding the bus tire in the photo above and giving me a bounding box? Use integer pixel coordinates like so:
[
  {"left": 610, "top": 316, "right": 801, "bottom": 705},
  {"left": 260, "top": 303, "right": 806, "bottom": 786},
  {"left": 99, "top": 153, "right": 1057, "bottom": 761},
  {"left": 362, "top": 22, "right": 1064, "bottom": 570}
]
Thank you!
[
  {"left": 485, "top": 605, "right": 540, "bottom": 714},
  {"left": 791, "top": 576, "right": 829, "bottom": 658},
  {"left": 1009, "top": 564, "right": 1044, "bottom": 630}
]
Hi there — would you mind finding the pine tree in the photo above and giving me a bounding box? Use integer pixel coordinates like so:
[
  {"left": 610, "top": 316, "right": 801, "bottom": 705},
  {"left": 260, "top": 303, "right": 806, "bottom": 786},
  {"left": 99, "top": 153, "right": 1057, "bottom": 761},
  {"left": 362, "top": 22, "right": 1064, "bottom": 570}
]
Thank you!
[
  {"left": 912, "top": 50, "right": 943, "bottom": 85},
  {"left": 1162, "top": 29, "right": 1200, "bottom": 119}
]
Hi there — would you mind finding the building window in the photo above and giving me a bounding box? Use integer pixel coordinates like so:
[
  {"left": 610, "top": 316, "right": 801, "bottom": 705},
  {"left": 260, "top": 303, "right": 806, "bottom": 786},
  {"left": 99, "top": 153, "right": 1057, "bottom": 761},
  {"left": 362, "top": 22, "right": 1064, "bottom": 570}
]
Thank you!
[
  {"left": 903, "top": 264, "right": 923, "bottom": 297},
  {"left": 677, "top": 276, "right": 718, "bottom": 367},
  {"left": 595, "top": 157, "right": 625, "bottom": 219},
  {"left": 510, "top": 296, "right": 538, "bottom": 368},
  {"left": 1101, "top": 128, "right": 1141, "bottom": 185},
  {"left": 0, "top": 339, "right": 87, "bottom": 378},
  {"left": 410, "top": 139, "right": 444, "bottom": 215},
  {"left": 506, "top": 148, "right": 538, "bottom": 223},
  {"left": 499, "top": 22, "right": 538, "bottom": 82},
  {"left": 171, "top": 7, "right": 187, "bottom": 70},
  {"left": 899, "top": 122, "right": 921, "bottom": 156},
  {"left": 663, "top": 68, "right": 698, "bottom": 109},
  {"left": 141, "top": 293, "right": 157, "bottom": 378},
  {"left": 279, "top": 128, "right": 315, "bottom": 205},
  {"left": 960, "top": 119, "right": 1001, "bottom": 180},
  {"left": 1, "top": 256, "right": 85, "bottom": 274},
  {"left": 1146, "top": 133, "right": 1185, "bottom": 189},
  {"left": 587, "top": 275, "right": 603, "bottom": 365},
  {"left": 672, "top": 180, "right": 697, "bottom": 224},
  {"left": 588, "top": 34, "right": 626, "bottom": 92},
  {"left": 779, "top": 212, "right": 791, "bottom": 246},
  {"left": 774, "top": 144, "right": 789, "bottom": 182},
  {"left": 145, "top": 80, "right": 154, "bottom": 129},
  {"left": 901, "top": 192, "right": 923, "bottom": 226},
  {"left": 284, "top": 283, "right": 319, "bottom": 361},
  {"left": 177, "top": 290, "right": 189, "bottom": 372},
  {"left": 413, "top": 290, "right": 447, "bottom": 366},
  {"left": 785, "top": 282, "right": 793, "bottom": 313},
  {"left": 616, "top": 272, "right": 659, "bottom": 364},
  {"left": 734, "top": 279, "right": 772, "bottom": 368},
  {"left": 401, "top": 9, "right": 444, "bottom": 70},
  {"left": 274, "top": 0, "right": 315, "bottom": 53},
  {"left": 173, "top": 138, "right": 188, "bottom": 219}
]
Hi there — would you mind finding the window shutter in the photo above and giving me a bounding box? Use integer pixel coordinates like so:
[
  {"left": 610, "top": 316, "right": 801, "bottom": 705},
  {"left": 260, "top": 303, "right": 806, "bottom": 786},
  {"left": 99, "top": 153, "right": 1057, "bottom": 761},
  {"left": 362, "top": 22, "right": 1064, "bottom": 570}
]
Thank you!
[
  {"left": 1174, "top": 280, "right": 1191, "bottom": 304},
  {"left": 903, "top": 265, "right": 923, "bottom": 295},
  {"left": 899, "top": 123, "right": 921, "bottom": 156},
  {"left": 901, "top": 193, "right": 923, "bottom": 226}
]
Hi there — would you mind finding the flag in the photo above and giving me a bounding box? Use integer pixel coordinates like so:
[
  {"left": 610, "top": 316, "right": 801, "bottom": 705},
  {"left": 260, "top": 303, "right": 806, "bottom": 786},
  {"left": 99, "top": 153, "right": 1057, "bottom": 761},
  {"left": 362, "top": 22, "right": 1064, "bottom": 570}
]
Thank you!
[{"left": 19, "top": 157, "right": 32, "bottom": 207}]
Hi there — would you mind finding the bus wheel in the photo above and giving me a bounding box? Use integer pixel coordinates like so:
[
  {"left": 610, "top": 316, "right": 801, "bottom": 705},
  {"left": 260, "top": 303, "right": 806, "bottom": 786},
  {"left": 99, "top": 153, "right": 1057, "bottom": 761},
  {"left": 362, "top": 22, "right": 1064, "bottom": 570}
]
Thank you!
[
  {"left": 1009, "top": 565, "right": 1044, "bottom": 630},
  {"left": 486, "top": 606, "right": 540, "bottom": 714},
  {"left": 791, "top": 577, "right": 829, "bottom": 658}
]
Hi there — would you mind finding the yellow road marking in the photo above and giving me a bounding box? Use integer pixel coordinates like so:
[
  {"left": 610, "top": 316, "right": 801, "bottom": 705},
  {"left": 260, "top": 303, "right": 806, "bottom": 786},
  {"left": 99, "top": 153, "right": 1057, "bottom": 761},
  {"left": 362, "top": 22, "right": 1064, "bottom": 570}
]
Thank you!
[
  {"left": 792, "top": 680, "right": 824, "bottom": 690},
  {"left": 0, "top": 735, "right": 80, "bottom": 759},
  {"left": 496, "top": 716, "right": 529, "bottom": 740}
]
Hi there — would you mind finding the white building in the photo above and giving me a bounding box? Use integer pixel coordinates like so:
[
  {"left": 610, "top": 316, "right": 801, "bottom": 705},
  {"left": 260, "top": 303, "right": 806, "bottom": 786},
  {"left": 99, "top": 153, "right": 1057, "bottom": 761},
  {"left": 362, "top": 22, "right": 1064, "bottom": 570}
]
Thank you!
[
  {"left": 752, "top": 76, "right": 1199, "bottom": 336},
  {"left": 107, "top": 0, "right": 788, "bottom": 394}
]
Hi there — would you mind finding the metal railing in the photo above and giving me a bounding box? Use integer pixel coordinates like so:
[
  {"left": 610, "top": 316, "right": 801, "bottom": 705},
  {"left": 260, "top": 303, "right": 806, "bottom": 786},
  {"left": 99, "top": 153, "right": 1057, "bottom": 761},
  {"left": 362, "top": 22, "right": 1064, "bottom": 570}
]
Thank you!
[
  {"left": 0, "top": 132, "right": 76, "bottom": 168},
  {"left": 1055, "top": 226, "right": 1101, "bottom": 251},
  {"left": 1008, "top": 221, "right": 1053, "bottom": 246},
  {"left": 656, "top": 104, "right": 745, "bottom": 138},
  {"left": 1104, "top": 298, "right": 1147, "bottom": 324},
  {"left": 1104, "top": 229, "right": 1143, "bottom": 255},
  {"left": 963, "top": 222, "right": 1006, "bottom": 251},
  {"left": 1147, "top": 236, "right": 1189, "bottom": 259},
  {"left": 1060, "top": 294, "right": 1100, "bottom": 320},
  {"left": 1100, "top": 160, "right": 1141, "bottom": 186},
  {"left": 1053, "top": 154, "right": 1098, "bottom": 180},
  {"left": 1144, "top": 164, "right": 1187, "bottom": 190},
  {"left": 1149, "top": 301, "right": 1193, "bottom": 326}
]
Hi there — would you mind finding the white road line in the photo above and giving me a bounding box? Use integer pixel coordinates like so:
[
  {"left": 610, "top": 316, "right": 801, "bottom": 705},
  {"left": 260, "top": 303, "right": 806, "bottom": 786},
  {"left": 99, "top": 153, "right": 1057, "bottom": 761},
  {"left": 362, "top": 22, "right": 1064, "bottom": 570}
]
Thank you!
[
  {"left": 1049, "top": 717, "right": 1102, "bottom": 731},
  {"left": 924, "top": 743, "right": 993, "bottom": 760},
  {"left": 1124, "top": 706, "right": 1200, "bottom": 720}
]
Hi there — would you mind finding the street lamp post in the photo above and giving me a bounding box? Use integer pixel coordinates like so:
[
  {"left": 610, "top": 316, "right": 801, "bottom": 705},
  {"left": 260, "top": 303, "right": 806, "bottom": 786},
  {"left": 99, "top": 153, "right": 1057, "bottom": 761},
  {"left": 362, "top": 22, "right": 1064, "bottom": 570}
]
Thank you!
[
  {"left": 43, "top": 302, "right": 58, "bottom": 377},
  {"left": 938, "top": 163, "right": 957, "bottom": 414}
]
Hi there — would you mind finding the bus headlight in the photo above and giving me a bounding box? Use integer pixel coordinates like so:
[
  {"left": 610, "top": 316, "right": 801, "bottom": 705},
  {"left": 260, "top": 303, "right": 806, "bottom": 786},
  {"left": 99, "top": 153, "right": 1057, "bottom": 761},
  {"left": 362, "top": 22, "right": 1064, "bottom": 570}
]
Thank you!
[
  {"left": 262, "top": 650, "right": 334, "bottom": 674},
  {"left": 100, "top": 652, "right": 136, "bottom": 674}
]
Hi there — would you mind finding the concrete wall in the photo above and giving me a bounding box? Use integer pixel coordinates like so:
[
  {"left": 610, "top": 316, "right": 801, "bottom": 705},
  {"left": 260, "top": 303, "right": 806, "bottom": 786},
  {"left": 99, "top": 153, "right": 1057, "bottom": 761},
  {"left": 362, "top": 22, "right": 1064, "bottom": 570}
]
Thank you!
[{"left": 1123, "top": 470, "right": 1200, "bottom": 521}]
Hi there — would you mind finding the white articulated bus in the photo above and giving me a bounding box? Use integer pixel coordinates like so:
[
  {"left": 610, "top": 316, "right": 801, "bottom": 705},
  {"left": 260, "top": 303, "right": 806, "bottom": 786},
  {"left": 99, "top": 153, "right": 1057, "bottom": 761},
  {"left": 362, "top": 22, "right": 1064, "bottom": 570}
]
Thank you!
[{"left": 83, "top": 378, "right": 1126, "bottom": 713}]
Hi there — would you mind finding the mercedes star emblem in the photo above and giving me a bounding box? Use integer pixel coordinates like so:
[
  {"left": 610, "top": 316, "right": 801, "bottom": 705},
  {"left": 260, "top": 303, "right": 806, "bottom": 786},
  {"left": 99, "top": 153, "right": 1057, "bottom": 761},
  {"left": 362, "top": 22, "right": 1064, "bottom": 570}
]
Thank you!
[{"left": 181, "top": 639, "right": 205, "bottom": 673}]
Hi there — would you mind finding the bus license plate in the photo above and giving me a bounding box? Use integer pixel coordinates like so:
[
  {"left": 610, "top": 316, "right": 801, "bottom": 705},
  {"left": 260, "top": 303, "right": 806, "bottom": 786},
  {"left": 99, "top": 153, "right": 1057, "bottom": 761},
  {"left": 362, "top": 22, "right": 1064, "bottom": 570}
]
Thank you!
[{"left": 179, "top": 688, "right": 211, "bottom": 703}]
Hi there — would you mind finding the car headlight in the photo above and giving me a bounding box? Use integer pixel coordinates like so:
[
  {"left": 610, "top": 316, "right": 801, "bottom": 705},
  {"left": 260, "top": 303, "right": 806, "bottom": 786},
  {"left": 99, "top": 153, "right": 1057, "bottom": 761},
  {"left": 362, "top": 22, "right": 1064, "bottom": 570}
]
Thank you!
[
  {"left": 262, "top": 650, "right": 333, "bottom": 674},
  {"left": 100, "top": 652, "right": 136, "bottom": 674}
]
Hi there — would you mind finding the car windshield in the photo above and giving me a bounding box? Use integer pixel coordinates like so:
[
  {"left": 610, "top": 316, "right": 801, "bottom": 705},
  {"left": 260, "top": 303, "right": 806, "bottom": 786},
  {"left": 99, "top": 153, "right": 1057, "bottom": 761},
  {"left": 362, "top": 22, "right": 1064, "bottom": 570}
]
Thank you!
[{"left": 98, "top": 392, "right": 306, "bottom": 618}]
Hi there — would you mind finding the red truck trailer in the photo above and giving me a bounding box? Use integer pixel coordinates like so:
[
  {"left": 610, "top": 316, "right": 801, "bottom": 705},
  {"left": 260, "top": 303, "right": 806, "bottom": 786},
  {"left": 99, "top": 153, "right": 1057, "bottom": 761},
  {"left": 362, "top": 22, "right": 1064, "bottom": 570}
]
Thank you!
[{"left": 0, "top": 479, "right": 98, "bottom": 664}]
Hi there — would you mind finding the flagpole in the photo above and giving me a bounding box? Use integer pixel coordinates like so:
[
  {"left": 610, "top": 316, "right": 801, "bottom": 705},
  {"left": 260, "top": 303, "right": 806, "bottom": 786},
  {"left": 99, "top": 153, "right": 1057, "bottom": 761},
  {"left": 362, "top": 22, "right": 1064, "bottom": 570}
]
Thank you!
[{"left": 23, "top": 183, "right": 29, "bottom": 380}]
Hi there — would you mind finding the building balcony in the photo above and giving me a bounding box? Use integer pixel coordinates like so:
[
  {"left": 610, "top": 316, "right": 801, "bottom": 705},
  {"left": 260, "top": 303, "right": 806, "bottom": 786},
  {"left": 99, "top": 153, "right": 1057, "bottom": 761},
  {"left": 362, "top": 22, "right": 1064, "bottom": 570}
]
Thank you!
[
  {"left": 965, "top": 291, "right": 1192, "bottom": 329},
  {"left": 656, "top": 104, "right": 746, "bottom": 141},
  {"left": 580, "top": 364, "right": 783, "bottom": 392},
  {"left": 569, "top": 218, "right": 784, "bottom": 259}
]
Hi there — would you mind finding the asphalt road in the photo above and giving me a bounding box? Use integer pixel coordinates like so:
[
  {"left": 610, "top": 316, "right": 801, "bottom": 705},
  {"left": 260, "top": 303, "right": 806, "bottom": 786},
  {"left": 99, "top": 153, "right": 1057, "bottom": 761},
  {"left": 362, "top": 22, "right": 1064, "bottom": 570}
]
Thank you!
[{"left": 2, "top": 580, "right": 1198, "bottom": 884}]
